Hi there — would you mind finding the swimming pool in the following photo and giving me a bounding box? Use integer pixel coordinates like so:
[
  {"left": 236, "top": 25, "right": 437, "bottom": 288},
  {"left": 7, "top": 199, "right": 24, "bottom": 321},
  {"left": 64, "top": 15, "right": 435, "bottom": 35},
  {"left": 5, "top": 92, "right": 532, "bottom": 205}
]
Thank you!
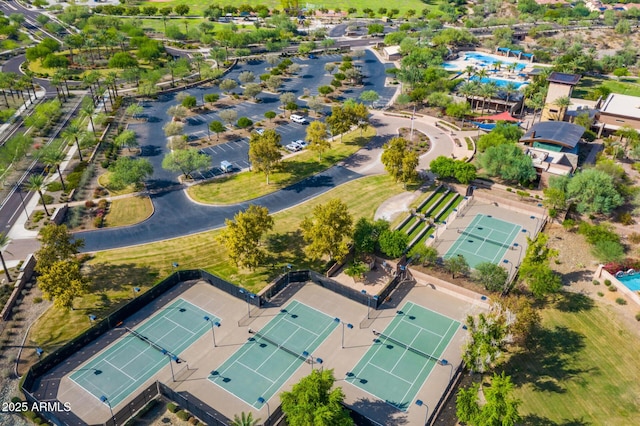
[
  {"left": 617, "top": 273, "right": 640, "bottom": 292},
  {"left": 470, "top": 76, "right": 527, "bottom": 89},
  {"left": 463, "top": 52, "right": 527, "bottom": 71}
]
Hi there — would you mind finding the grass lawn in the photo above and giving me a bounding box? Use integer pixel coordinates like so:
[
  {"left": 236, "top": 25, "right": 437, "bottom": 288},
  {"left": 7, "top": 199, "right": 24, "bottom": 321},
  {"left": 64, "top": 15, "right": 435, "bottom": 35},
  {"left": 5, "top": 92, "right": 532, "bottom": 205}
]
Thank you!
[
  {"left": 97, "top": 173, "right": 138, "bottom": 197},
  {"left": 30, "top": 174, "right": 406, "bottom": 351},
  {"left": 573, "top": 75, "right": 640, "bottom": 99},
  {"left": 139, "top": 0, "right": 428, "bottom": 15},
  {"left": 187, "top": 127, "right": 375, "bottom": 204},
  {"left": 105, "top": 196, "right": 154, "bottom": 228},
  {"left": 505, "top": 293, "right": 640, "bottom": 425}
]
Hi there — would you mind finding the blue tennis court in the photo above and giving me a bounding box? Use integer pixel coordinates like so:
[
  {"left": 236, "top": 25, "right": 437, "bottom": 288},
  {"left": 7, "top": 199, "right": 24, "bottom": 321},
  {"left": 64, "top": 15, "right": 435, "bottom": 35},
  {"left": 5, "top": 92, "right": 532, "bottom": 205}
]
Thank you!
[
  {"left": 209, "top": 300, "right": 337, "bottom": 408},
  {"left": 345, "top": 302, "right": 460, "bottom": 411},
  {"left": 444, "top": 214, "right": 521, "bottom": 267},
  {"left": 70, "top": 298, "right": 217, "bottom": 406}
]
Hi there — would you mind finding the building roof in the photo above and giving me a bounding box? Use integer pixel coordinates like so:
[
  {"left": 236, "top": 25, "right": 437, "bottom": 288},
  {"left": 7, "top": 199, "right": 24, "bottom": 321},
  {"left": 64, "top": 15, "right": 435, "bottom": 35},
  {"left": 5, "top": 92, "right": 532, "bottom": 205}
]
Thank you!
[
  {"left": 520, "top": 121, "right": 584, "bottom": 149},
  {"left": 600, "top": 93, "right": 640, "bottom": 119},
  {"left": 547, "top": 72, "right": 581, "bottom": 86},
  {"left": 383, "top": 45, "right": 401, "bottom": 56}
]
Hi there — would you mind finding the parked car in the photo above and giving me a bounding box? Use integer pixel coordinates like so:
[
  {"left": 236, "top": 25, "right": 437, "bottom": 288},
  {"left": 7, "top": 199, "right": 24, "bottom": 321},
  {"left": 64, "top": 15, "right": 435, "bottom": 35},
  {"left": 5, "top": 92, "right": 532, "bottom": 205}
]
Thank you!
[
  {"left": 220, "top": 161, "right": 233, "bottom": 173},
  {"left": 285, "top": 143, "right": 302, "bottom": 152},
  {"left": 294, "top": 140, "right": 308, "bottom": 149},
  {"left": 290, "top": 114, "right": 307, "bottom": 124},
  {"left": 308, "top": 54, "right": 317, "bottom": 59},
  {"left": 254, "top": 128, "right": 265, "bottom": 135}
]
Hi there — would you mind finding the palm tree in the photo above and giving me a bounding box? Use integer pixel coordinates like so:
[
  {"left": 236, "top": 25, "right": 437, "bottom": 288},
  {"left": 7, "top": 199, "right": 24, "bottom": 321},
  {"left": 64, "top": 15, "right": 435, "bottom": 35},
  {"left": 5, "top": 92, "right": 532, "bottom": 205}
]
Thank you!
[
  {"left": 480, "top": 82, "right": 498, "bottom": 114},
  {"left": 27, "top": 175, "right": 50, "bottom": 216},
  {"left": 81, "top": 98, "right": 97, "bottom": 136},
  {"left": 458, "top": 81, "right": 476, "bottom": 108},
  {"left": 552, "top": 96, "right": 571, "bottom": 121},
  {"left": 231, "top": 412, "right": 259, "bottom": 426},
  {"left": 0, "top": 232, "right": 12, "bottom": 283},
  {"left": 503, "top": 82, "right": 519, "bottom": 104},
  {"left": 62, "top": 120, "right": 86, "bottom": 162},
  {"left": 39, "top": 147, "right": 67, "bottom": 192},
  {"left": 464, "top": 65, "right": 475, "bottom": 81}
]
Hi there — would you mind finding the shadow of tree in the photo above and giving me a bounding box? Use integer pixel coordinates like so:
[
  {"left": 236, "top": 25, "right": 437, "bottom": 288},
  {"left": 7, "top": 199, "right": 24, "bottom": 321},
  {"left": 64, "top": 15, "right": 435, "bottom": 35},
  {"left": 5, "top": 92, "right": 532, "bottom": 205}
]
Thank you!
[
  {"left": 561, "top": 270, "right": 595, "bottom": 286},
  {"left": 554, "top": 291, "right": 594, "bottom": 313},
  {"left": 521, "top": 413, "right": 592, "bottom": 426},
  {"left": 349, "top": 397, "right": 408, "bottom": 425},
  {"left": 88, "top": 263, "right": 158, "bottom": 294},
  {"left": 500, "top": 324, "right": 589, "bottom": 393}
]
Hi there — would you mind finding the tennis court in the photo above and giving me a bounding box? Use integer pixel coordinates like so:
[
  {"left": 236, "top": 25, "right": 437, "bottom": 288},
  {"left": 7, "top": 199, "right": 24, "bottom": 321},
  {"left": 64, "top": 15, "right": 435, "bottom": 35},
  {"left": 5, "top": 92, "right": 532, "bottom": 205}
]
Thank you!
[
  {"left": 345, "top": 302, "right": 460, "bottom": 411},
  {"left": 444, "top": 213, "right": 521, "bottom": 267},
  {"left": 209, "top": 300, "right": 337, "bottom": 408},
  {"left": 70, "top": 298, "right": 217, "bottom": 406}
]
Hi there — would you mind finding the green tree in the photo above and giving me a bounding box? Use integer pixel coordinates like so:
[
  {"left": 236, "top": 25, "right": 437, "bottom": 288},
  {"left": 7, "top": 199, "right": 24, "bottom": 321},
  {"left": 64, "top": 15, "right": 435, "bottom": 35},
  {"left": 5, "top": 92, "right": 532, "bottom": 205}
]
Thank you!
[
  {"left": 218, "top": 205, "right": 274, "bottom": 269},
  {"left": 238, "top": 70, "right": 256, "bottom": 85},
  {"left": 243, "top": 83, "right": 262, "bottom": 100},
  {"left": 359, "top": 90, "right": 379, "bottom": 107},
  {"left": 114, "top": 129, "right": 138, "bottom": 152},
  {"left": 456, "top": 372, "right": 521, "bottom": 426},
  {"left": 27, "top": 175, "right": 50, "bottom": 216},
  {"left": 231, "top": 412, "right": 259, "bottom": 426},
  {"left": 566, "top": 168, "right": 623, "bottom": 215},
  {"left": 37, "top": 259, "right": 89, "bottom": 310},
  {"left": 353, "top": 218, "right": 389, "bottom": 255},
  {"left": 326, "top": 105, "right": 352, "bottom": 142},
  {"left": 280, "top": 369, "right": 353, "bottom": 426},
  {"left": 444, "top": 254, "right": 469, "bottom": 279},
  {"left": 219, "top": 109, "right": 238, "bottom": 127},
  {"left": 478, "top": 143, "right": 536, "bottom": 183},
  {"left": 161, "top": 149, "right": 210, "bottom": 179},
  {"left": 182, "top": 95, "right": 197, "bottom": 109},
  {"left": 249, "top": 129, "right": 283, "bottom": 185},
  {"left": 462, "top": 311, "right": 509, "bottom": 373},
  {"left": 381, "top": 137, "right": 418, "bottom": 188},
  {"left": 108, "top": 52, "right": 138, "bottom": 69},
  {"left": 204, "top": 93, "right": 220, "bottom": 104},
  {"left": 429, "top": 156, "right": 456, "bottom": 179},
  {"left": 0, "top": 233, "right": 12, "bottom": 283},
  {"left": 107, "top": 157, "right": 153, "bottom": 190},
  {"left": 39, "top": 145, "right": 67, "bottom": 192},
  {"left": 301, "top": 199, "right": 353, "bottom": 262},
  {"left": 454, "top": 162, "right": 477, "bottom": 184},
  {"left": 209, "top": 120, "right": 225, "bottom": 141},
  {"left": 264, "top": 110, "right": 276, "bottom": 122},
  {"left": 174, "top": 4, "right": 190, "bottom": 16},
  {"left": 220, "top": 78, "right": 238, "bottom": 93},
  {"left": 473, "top": 262, "right": 508, "bottom": 292},
  {"left": 378, "top": 230, "right": 409, "bottom": 258},
  {"left": 125, "top": 103, "right": 144, "bottom": 120},
  {"left": 306, "top": 120, "right": 330, "bottom": 160},
  {"left": 409, "top": 244, "right": 439, "bottom": 266},
  {"left": 519, "top": 234, "right": 561, "bottom": 299},
  {"left": 344, "top": 260, "right": 369, "bottom": 282},
  {"left": 35, "top": 224, "right": 84, "bottom": 274}
]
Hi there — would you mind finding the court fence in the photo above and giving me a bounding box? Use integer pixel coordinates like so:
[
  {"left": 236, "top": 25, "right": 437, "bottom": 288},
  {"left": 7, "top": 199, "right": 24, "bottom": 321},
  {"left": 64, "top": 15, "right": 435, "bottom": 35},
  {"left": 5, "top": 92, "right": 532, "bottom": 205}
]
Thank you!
[
  {"left": 21, "top": 266, "right": 411, "bottom": 425},
  {"left": 426, "top": 362, "right": 465, "bottom": 426}
]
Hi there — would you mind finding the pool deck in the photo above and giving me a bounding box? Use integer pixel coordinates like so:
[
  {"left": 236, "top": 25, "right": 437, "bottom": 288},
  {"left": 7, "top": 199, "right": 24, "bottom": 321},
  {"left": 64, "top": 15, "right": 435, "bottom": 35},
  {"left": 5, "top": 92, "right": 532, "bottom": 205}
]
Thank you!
[
  {"left": 596, "top": 267, "right": 640, "bottom": 307},
  {"left": 444, "top": 50, "right": 550, "bottom": 80}
]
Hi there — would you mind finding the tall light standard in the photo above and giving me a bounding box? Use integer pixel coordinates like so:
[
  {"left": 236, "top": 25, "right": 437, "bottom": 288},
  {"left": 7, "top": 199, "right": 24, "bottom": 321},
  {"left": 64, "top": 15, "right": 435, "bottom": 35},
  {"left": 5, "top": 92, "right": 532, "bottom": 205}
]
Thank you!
[
  {"left": 415, "top": 399, "right": 429, "bottom": 426},
  {"left": 438, "top": 358, "right": 454, "bottom": 382},
  {"left": 132, "top": 287, "right": 140, "bottom": 298},
  {"left": 283, "top": 263, "right": 292, "bottom": 284},
  {"left": 257, "top": 397, "right": 270, "bottom": 425},
  {"left": 238, "top": 288, "right": 256, "bottom": 318},
  {"left": 89, "top": 314, "right": 97, "bottom": 324},
  {"left": 172, "top": 262, "right": 180, "bottom": 280},
  {"left": 333, "top": 317, "right": 353, "bottom": 349},
  {"left": 161, "top": 350, "right": 176, "bottom": 382},
  {"left": 204, "top": 316, "right": 221, "bottom": 347},
  {"left": 15, "top": 183, "right": 28, "bottom": 221},
  {"left": 100, "top": 395, "right": 115, "bottom": 425},
  {"left": 360, "top": 290, "right": 379, "bottom": 319}
]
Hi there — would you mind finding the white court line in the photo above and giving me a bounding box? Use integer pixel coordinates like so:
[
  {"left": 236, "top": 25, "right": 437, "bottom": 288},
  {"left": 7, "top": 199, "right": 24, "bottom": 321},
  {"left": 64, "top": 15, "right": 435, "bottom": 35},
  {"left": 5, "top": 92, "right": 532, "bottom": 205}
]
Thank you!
[
  {"left": 104, "top": 360, "right": 136, "bottom": 381},
  {"left": 282, "top": 316, "right": 320, "bottom": 337},
  {"left": 399, "top": 315, "right": 445, "bottom": 339},
  {"left": 367, "top": 362, "right": 413, "bottom": 385},
  {"left": 236, "top": 360, "right": 276, "bottom": 384}
]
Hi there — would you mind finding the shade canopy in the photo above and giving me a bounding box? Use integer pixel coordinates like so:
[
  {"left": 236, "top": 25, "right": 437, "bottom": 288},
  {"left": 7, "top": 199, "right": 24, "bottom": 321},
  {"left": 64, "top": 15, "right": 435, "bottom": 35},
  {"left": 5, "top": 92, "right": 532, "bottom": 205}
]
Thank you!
[{"left": 475, "top": 111, "right": 519, "bottom": 122}]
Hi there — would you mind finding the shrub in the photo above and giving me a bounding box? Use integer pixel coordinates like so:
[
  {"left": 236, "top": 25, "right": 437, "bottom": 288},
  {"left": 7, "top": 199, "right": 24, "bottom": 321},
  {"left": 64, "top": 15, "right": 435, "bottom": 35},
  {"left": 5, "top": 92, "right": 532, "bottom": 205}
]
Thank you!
[
  {"left": 597, "top": 292, "right": 604, "bottom": 297},
  {"left": 635, "top": 312, "right": 640, "bottom": 321},
  {"left": 562, "top": 219, "right": 575, "bottom": 230},
  {"left": 98, "top": 199, "right": 108, "bottom": 209},
  {"left": 629, "top": 232, "right": 640, "bottom": 244},
  {"left": 33, "top": 297, "right": 43, "bottom": 303},
  {"left": 592, "top": 280, "right": 600, "bottom": 285},
  {"left": 85, "top": 200, "right": 96, "bottom": 208},
  {"left": 47, "top": 181, "right": 63, "bottom": 192},
  {"left": 618, "top": 212, "right": 634, "bottom": 225},
  {"left": 39, "top": 194, "right": 54, "bottom": 206},
  {"left": 166, "top": 402, "right": 179, "bottom": 413},
  {"left": 93, "top": 216, "right": 104, "bottom": 228},
  {"left": 548, "top": 208, "right": 557, "bottom": 218},
  {"left": 607, "top": 285, "right": 617, "bottom": 292},
  {"left": 176, "top": 410, "right": 191, "bottom": 421},
  {"left": 237, "top": 117, "right": 253, "bottom": 128},
  {"left": 615, "top": 297, "right": 627, "bottom": 305},
  {"left": 32, "top": 211, "right": 45, "bottom": 223},
  {"left": 604, "top": 279, "right": 612, "bottom": 286}
]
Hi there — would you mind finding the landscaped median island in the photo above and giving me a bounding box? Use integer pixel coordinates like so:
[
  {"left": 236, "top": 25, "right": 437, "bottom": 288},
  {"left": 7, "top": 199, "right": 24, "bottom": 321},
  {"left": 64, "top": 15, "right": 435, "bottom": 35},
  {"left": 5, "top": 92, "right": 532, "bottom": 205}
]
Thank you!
[
  {"left": 187, "top": 127, "right": 376, "bottom": 204},
  {"left": 29, "top": 174, "right": 406, "bottom": 352}
]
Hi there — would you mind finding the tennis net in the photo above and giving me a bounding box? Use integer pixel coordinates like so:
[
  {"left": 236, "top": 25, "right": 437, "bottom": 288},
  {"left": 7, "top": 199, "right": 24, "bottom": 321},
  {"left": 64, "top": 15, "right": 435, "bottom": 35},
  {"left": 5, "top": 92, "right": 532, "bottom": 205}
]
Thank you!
[
  {"left": 373, "top": 330, "right": 440, "bottom": 363},
  {"left": 457, "top": 229, "right": 514, "bottom": 250},
  {"left": 249, "top": 329, "right": 308, "bottom": 363},
  {"left": 126, "top": 327, "right": 178, "bottom": 359}
]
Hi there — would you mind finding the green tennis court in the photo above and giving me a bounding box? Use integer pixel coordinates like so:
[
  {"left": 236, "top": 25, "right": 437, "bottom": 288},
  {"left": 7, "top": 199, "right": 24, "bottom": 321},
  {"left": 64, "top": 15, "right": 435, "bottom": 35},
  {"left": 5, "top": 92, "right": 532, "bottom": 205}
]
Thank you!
[
  {"left": 345, "top": 302, "right": 460, "bottom": 411},
  {"left": 444, "top": 214, "right": 521, "bottom": 267},
  {"left": 209, "top": 300, "right": 337, "bottom": 408},
  {"left": 70, "top": 298, "right": 217, "bottom": 406}
]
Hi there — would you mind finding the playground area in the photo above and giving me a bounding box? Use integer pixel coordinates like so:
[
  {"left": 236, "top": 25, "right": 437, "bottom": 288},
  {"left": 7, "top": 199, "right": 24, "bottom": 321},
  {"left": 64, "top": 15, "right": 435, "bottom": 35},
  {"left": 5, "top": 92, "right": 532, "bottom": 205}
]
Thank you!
[{"left": 46, "top": 275, "right": 485, "bottom": 425}]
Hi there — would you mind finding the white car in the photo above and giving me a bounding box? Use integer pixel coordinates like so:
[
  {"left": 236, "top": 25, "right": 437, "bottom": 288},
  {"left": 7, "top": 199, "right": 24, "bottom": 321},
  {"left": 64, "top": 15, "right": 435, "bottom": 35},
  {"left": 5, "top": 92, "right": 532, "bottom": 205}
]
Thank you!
[
  {"left": 294, "top": 140, "right": 308, "bottom": 149},
  {"left": 290, "top": 114, "right": 307, "bottom": 124},
  {"left": 254, "top": 128, "right": 265, "bottom": 135},
  {"left": 285, "top": 143, "right": 301, "bottom": 152}
]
